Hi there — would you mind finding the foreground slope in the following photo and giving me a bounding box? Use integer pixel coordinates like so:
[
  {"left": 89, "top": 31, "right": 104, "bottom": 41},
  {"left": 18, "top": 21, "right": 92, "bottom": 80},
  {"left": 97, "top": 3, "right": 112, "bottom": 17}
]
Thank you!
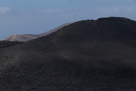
[
  {"left": 1, "top": 17, "right": 136, "bottom": 91},
  {"left": 4, "top": 22, "right": 73, "bottom": 42}
]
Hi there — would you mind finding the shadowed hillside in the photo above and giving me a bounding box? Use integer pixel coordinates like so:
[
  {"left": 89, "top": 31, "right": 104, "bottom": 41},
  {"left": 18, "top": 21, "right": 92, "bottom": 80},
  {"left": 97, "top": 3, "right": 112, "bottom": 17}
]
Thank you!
[
  {"left": 0, "top": 41, "right": 23, "bottom": 49},
  {"left": 0, "top": 17, "right": 136, "bottom": 91}
]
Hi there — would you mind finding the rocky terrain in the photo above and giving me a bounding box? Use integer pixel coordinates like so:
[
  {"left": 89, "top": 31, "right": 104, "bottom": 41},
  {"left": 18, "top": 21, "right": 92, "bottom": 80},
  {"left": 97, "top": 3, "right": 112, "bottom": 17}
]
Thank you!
[{"left": 0, "top": 17, "right": 136, "bottom": 91}]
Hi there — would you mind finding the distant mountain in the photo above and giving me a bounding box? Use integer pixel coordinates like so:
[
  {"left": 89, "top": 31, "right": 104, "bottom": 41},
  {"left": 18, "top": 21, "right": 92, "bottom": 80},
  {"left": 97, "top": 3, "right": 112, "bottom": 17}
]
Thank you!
[
  {"left": 1, "top": 17, "right": 136, "bottom": 91},
  {"left": 4, "top": 22, "right": 74, "bottom": 42}
]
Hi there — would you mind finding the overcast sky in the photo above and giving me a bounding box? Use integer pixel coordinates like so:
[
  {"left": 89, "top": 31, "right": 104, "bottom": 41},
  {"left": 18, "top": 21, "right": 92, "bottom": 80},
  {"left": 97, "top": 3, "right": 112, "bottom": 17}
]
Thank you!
[{"left": 0, "top": 0, "right": 136, "bottom": 40}]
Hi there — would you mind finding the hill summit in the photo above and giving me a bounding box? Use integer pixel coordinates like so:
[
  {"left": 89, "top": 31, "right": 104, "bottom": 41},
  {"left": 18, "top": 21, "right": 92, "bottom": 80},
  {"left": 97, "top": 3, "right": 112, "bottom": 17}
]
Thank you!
[
  {"left": 4, "top": 22, "right": 73, "bottom": 42},
  {"left": 0, "top": 17, "right": 136, "bottom": 91}
]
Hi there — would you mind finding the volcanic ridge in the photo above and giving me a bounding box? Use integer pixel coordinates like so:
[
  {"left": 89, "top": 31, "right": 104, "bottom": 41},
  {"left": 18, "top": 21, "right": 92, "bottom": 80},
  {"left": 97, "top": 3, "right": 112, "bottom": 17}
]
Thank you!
[{"left": 0, "top": 17, "right": 136, "bottom": 91}]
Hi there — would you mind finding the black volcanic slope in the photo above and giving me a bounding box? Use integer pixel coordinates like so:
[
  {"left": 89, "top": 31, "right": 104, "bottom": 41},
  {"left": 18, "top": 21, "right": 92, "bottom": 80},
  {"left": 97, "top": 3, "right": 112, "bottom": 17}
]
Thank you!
[
  {"left": 1, "top": 17, "right": 136, "bottom": 91},
  {"left": 0, "top": 41, "right": 23, "bottom": 49}
]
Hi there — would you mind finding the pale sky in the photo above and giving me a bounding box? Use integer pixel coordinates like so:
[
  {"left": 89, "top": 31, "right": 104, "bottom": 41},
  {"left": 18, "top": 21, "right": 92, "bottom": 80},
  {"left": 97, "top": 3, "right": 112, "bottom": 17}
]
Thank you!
[{"left": 0, "top": 0, "right": 136, "bottom": 40}]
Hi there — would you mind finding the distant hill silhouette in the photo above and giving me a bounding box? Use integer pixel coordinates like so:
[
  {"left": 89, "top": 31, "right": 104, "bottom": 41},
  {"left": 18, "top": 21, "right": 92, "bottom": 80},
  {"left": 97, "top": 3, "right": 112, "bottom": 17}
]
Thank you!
[
  {"left": 0, "top": 17, "right": 136, "bottom": 91},
  {"left": 4, "top": 22, "right": 74, "bottom": 42}
]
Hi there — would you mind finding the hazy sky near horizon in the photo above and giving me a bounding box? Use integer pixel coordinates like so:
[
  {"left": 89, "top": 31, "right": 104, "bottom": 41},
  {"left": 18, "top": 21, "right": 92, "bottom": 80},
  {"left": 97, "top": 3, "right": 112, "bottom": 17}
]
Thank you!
[{"left": 0, "top": 0, "right": 136, "bottom": 40}]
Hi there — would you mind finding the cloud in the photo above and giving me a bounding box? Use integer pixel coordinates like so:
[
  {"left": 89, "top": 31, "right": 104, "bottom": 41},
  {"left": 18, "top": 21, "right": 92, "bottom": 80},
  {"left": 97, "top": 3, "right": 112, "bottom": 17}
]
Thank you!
[
  {"left": 68, "top": 0, "right": 73, "bottom": 4},
  {"left": 0, "top": 7, "right": 11, "bottom": 14},
  {"left": 96, "top": 6, "right": 136, "bottom": 14},
  {"left": 39, "top": 9, "right": 62, "bottom": 15},
  {"left": 3, "top": 9, "right": 63, "bottom": 16}
]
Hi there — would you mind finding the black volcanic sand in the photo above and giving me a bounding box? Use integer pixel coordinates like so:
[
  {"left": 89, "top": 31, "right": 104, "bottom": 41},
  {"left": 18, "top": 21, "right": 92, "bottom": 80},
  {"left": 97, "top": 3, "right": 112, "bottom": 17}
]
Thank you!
[{"left": 1, "top": 17, "right": 136, "bottom": 91}]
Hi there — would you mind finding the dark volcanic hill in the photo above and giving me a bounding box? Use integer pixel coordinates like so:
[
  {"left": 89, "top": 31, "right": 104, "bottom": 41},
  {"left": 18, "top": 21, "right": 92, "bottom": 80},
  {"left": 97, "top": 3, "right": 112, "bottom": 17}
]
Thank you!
[
  {"left": 0, "top": 41, "right": 23, "bottom": 49},
  {"left": 1, "top": 17, "right": 136, "bottom": 91}
]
